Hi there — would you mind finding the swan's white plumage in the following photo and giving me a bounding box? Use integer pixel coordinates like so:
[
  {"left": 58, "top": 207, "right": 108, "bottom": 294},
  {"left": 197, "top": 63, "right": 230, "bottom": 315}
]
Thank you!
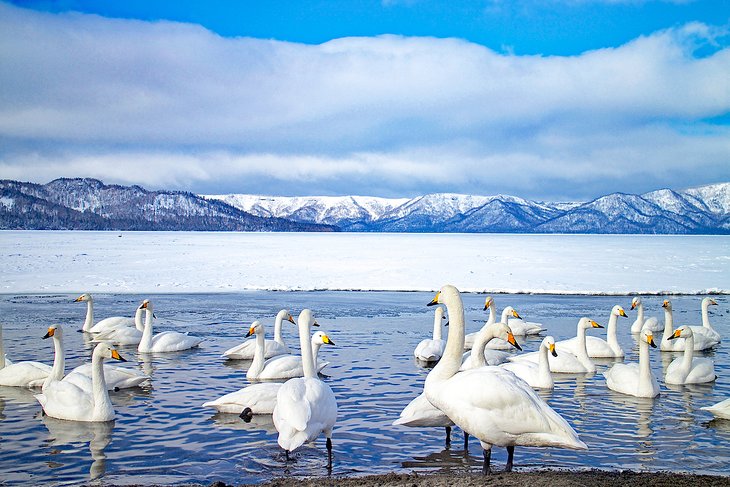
[
  {"left": 137, "top": 300, "right": 203, "bottom": 353},
  {"left": 461, "top": 321, "right": 522, "bottom": 370},
  {"left": 702, "top": 398, "right": 730, "bottom": 420},
  {"left": 660, "top": 300, "right": 719, "bottom": 351},
  {"left": 485, "top": 307, "right": 526, "bottom": 350},
  {"left": 414, "top": 306, "right": 446, "bottom": 362},
  {"left": 664, "top": 326, "right": 716, "bottom": 385},
  {"left": 500, "top": 336, "right": 556, "bottom": 389},
  {"left": 90, "top": 299, "right": 148, "bottom": 345},
  {"left": 558, "top": 305, "right": 627, "bottom": 358},
  {"left": 603, "top": 327, "right": 659, "bottom": 398},
  {"left": 0, "top": 322, "right": 51, "bottom": 387},
  {"left": 393, "top": 391, "right": 452, "bottom": 428},
  {"left": 223, "top": 309, "right": 296, "bottom": 360},
  {"left": 630, "top": 297, "right": 662, "bottom": 333},
  {"left": 202, "top": 382, "right": 282, "bottom": 414}
]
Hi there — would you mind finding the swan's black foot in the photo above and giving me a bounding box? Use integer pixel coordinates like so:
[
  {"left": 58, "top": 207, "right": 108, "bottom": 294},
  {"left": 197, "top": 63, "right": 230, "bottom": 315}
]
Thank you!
[
  {"left": 445, "top": 425, "right": 452, "bottom": 447},
  {"left": 505, "top": 445, "right": 514, "bottom": 472},
  {"left": 464, "top": 432, "right": 469, "bottom": 450},
  {"left": 326, "top": 437, "right": 333, "bottom": 471},
  {"left": 482, "top": 448, "right": 492, "bottom": 475},
  {"left": 239, "top": 407, "right": 253, "bottom": 423},
  {"left": 114, "top": 387, "right": 120, "bottom": 392}
]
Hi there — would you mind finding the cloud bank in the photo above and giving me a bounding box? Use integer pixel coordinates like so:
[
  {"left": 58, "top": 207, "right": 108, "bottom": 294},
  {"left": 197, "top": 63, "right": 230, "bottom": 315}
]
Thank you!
[{"left": 0, "top": 2, "right": 728, "bottom": 200}]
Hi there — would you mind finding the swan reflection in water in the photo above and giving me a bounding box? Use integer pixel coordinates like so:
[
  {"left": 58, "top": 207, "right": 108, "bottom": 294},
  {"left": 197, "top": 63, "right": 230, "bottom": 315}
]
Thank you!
[
  {"left": 38, "top": 413, "right": 114, "bottom": 480},
  {"left": 605, "top": 392, "right": 657, "bottom": 461}
]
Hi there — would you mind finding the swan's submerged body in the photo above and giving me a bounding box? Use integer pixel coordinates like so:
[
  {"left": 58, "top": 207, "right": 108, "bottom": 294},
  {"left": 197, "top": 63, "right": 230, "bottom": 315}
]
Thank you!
[
  {"left": 414, "top": 306, "right": 446, "bottom": 362},
  {"left": 223, "top": 310, "right": 296, "bottom": 360},
  {"left": 604, "top": 327, "right": 659, "bottom": 398},
  {"left": 664, "top": 326, "right": 716, "bottom": 385},
  {"left": 558, "top": 305, "right": 626, "bottom": 358},
  {"left": 137, "top": 301, "right": 203, "bottom": 353}
]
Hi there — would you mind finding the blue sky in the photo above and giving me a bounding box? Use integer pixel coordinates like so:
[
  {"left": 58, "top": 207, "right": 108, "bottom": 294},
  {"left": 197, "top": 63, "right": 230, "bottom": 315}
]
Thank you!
[{"left": 0, "top": 0, "right": 728, "bottom": 201}]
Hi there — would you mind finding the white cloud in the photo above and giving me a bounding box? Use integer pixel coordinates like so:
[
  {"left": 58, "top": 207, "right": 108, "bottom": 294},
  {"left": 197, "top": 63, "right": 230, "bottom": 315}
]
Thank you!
[{"left": 0, "top": 2, "right": 728, "bottom": 199}]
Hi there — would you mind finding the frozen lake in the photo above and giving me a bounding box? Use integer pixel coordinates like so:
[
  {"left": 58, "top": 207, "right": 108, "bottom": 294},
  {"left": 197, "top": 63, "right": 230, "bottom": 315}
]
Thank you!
[{"left": 0, "top": 232, "right": 728, "bottom": 485}]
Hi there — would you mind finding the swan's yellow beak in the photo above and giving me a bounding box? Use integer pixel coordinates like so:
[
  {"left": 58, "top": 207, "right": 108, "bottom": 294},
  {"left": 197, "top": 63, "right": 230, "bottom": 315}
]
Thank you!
[
  {"left": 647, "top": 334, "right": 657, "bottom": 348},
  {"left": 322, "top": 334, "right": 335, "bottom": 346},
  {"left": 427, "top": 291, "right": 441, "bottom": 307},
  {"left": 662, "top": 300, "right": 670, "bottom": 308},
  {"left": 631, "top": 301, "right": 637, "bottom": 310},
  {"left": 245, "top": 325, "right": 256, "bottom": 338},
  {"left": 591, "top": 320, "right": 604, "bottom": 328},
  {"left": 286, "top": 314, "right": 296, "bottom": 324},
  {"left": 710, "top": 299, "right": 718, "bottom": 306},
  {"left": 111, "top": 349, "right": 126, "bottom": 362},
  {"left": 43, "top": 327, "right": 55, "bottom": 339},
  {"left": 668, "top": 329, "right": 681, "bottom": 340},
  {"left": 73, "top": 295, "right": 84, "bottom": 302},
  {"left": 507, "top": 332, "right": 522, "bottom": 351},
  {"left": 511, "top": 309, "right": 522, "bottom": 319},
  {"left": 549, "top": 343, "right": 558, "bottom": 357},
  {"left": 618, "top": 308, "right": 627, "bottom": 317},
  {"left": 483, "top": 297, "right": 492, "bottom": 310}
]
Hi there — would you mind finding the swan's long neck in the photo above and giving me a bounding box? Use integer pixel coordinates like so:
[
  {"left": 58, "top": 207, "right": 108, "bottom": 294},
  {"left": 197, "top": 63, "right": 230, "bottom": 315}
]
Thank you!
[
  {"left": 500, "top": 308, "right": 511, "bottom": 324},
  {"left": 636, "top": 302, "right": 645, "bottom": 324},
  {"left": 134, "top": 307, "right": 144, "bottom": 332},
  {"left": 486, "top": 303, "right": 496, "bottom": 325},
  {"left": 91, "top": 351, "right": 114, "bottom": 421},
  {"left": 43, "top": 332, "right": 66, "bottom": 390},
  {"left": 575, "top": 323, "right": 592, "bottom": 368},
  {"left": 538, "top": 342, "right": 552, "bottom": 385},
  {"left": 662, "top": 307, "right": 674, "bottom": 340},
  {"left": 298, "top": 320, "right": 315, "bottom": 379},
  {"left": 427, "top": 297, "right": 465, "bottom": 383},
  {"left": 0, "top": 324, "right": 5, "bottom": 369},
  {"left": 470, "top": 325, "right": 493, "bottom": 368},
  {"left": 606, "top": 311, "right": 621, "bottom": 352},
  {"left": 311, "top": 337, "right": 323, "bottom": 366},
  {"left": 139, "top": 308, "right": 154, "bottom": 350},
  {"left": 679, "top": 334, "right": 694, "bottom": 373},
  {"left": 83, "top": 300, "right": 94, "bottom": 332},
  {"left": 432, "top": 309, "right": 443, "bottom": 341},
  {"left": 701, "top": 301, "right": 715, "bottom": 331},
  {"left": 273, "top": 313, "right": 285, "bottom": 345},
  {"left": 248, "top": 326, "right": 267, "bottom": 377},
  {"left": 638, "top": 338, "right": 652, "bottom": 386}
]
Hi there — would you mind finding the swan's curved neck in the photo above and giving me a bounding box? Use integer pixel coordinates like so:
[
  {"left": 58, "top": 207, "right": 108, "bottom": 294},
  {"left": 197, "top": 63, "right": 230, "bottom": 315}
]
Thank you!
[
  {"left": 486, "top": 303, "right": 496, "bottom": 325},
  {"left": 428, "top": 297, "right": 465, "bottom": 383},
  {"left": 298, "top": 320, "right": 315, "bottom": 378},
  {"left": 538, "top": 342, "right": 551, "bottom": 384},
  {"left": 44, "top": 332, "right": 66, "bottom": 390},
  {"left": 500, "top": 308, "right": 511, "bottom": 324},
  {"left": 134, "top": 307, "right": 144, "bottom": 332},
  {"left": 311, "top": 338, "right": 323, "bottom": 365},
  {"left": 636, "top": 302, "right": 645, "bottom": 323},
  {"left": 91, "top": 352, "right": 114, "bottom": 421},
  {"left": 470, "top": 325, "right": 494, "bottom": 368},
  {"left": 606, "top": 312, "right": 621, "bottom": 351},
  {"left": 662, "top": 307, "right": 674, "bottom": 340},
  {"left": 273, "top": 313, "right": 285, "bottom": 344},
  {"left": 679, "top": 334, "right": 694, "bottom": 372},
  {"left": 248, "top": 326, "right": 267, "bottom": 377},
  {"left": 432, "top": 309, "right": 443, "bottom": 341},
  {"left": 575, "top": 323, "right": 591, "bottom": 366},
  {"left": 638, "top": 338, "right": 652, "bottom": 385},
  {"left": 702, "top": 301, "right": 714, "bottom": 331},
  {"left": 139, "top": 308, "right": 154, "bottom": 350},
  {"left": 82, "top": 300, "right": 94, "bottom": 332}
]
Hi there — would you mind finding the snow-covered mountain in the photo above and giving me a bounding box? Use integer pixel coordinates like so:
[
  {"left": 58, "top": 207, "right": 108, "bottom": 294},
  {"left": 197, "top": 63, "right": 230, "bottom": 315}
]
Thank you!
[{"left": 206, "top": 182, "right": 730, "bottom": 234}]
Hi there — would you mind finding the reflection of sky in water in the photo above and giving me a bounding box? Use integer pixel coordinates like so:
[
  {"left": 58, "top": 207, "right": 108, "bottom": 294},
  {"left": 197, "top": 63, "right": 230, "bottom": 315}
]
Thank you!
[{"left": 0, "top": 292, "right": 727, "bottom": 484}]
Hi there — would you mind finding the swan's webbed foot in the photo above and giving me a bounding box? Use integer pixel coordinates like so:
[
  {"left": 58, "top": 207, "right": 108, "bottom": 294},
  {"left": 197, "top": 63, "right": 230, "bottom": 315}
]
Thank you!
[
  {"left": 326, "top": 437, "right": 333, "bottom": 471},
  {"left": 482, "top": 448, "right": 492, "bottom": 475},
  {"left": 505, "top": 445, "right": 514, "bottom": 472},
  {"left": 445, "top": 425, "right": 451, "bottom": 447},
  {"left": 239, "top": 407, "right": 253, "bottom": 423}
]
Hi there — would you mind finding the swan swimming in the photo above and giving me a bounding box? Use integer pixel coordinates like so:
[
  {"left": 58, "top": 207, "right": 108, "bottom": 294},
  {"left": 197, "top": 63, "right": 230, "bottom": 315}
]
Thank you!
[
  {"left": 461, "top": 321, "right": 521, "bottom": 370},
  {"left": 222, "top": 309, "right": 296, "bottom": 360},
  {"left": 701, "top": 398, "right": 730, "bottom": 420},
  {"left": 0, "top": 325, "right": 52, "bottom": 387},
  {"left": 273, "top": 309, "right": 337, "bottom": 469},
  {"left": 90, "top": 299, "right": 150, "bottom": 346},
  {"left": 202, "top": 382, "right": 283, "bottom": 418},
  {"left": 630, "top": 297, "right": 661, "bottom": 334},
  {"left": 464, "top": 296, "right": 495, "bottom": 350},
  {"left": 558, "top": 305, "right": 626, "bottom": 358},
  {"left": 664, "top": 326, "right": 716, "bottom": 385},
  {"left": 690, "top": 297, "right": 721, "bottom": 343},
  {"left": 603, "top": 327, "right": 659, "bottom": 398},
  {"left": 660, "top": 300, "right": 719, "bottom": 351},
  {"left": 75, "top": 293, "right": 136, "bottom": 333},
  {"left": 500, "top": 336, "right": 557, "bottom": 389},
  {"left": 424, "top": 285, "right": 586, "bottom": 474},
  {"left": 414, "top": 306, "right": 447, "bottom": 362},
  {"left": 34, "top": 342, "right": 127, "bottom": 422},
  {"left": 137, "top": 300, "right": 204, "bottom": 353}
]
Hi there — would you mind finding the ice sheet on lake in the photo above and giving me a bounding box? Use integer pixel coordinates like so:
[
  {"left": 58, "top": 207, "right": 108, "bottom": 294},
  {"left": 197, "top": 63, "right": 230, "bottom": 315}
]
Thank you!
[{"left": 0, "top": 231, "right": 727, "bottom": 294}]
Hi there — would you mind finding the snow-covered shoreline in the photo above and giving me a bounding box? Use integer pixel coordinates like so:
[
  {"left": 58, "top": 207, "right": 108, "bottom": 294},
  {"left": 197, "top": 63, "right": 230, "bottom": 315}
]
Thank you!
[{"left": 1, "top": 231, "right": 728, "bottom": 295}]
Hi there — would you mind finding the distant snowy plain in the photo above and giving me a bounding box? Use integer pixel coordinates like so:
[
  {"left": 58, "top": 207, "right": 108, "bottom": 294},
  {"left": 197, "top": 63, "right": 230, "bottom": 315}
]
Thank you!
[{"left": 1, "top": 231, "right": 727, "bottom": 295}]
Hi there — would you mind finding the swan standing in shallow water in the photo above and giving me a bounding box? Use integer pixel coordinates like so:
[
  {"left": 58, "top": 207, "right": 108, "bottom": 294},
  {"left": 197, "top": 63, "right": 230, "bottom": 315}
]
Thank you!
[
  {"left": 702, "top": 398, "right": 730, "bottom": 420},
  {"left": 273, "top": 309, "right": 337, "bottom": 469},
  {"left": 464, "top": 297, "right": 495, "bottom": 350},
  {"left": 514, "top": 318, "right": 602, "bottom": 374},
  {"left": 424, "top": 285, "right": 586, "bottom": 474},
  {"left": 660, "top": 300, "right": 719, "bottom": 351},
  {"left": 630, "top": 297, "right": 662, "bottom": 334},
  {"left": 664, "top": 326, "right": 716, "bottom": 385},
  {"left": 137, "top": 300, "right": 203, "bottom": 353},
  {"left": 223, "top": 309, "right": 296, "bottom": 360},
  {"left": 558, "top": 305, "right": 627, "bottom": 358},
  {"left": 603, "top": 327, "right": 659, "bottom": 398},
  {"left": 500, "top": 336, "right": 557, "bottom": 389},
  {"left": 414, "top": 306, "right": 447, "bottom": 362},
  {"left": 35, "top": 342, "right": 127, "bottom": 422}
]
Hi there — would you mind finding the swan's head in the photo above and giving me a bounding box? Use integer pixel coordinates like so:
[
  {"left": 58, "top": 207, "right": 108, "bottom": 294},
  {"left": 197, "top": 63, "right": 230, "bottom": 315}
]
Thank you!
[
  {"left": 631, "top": 297, "right": 641, "bottom": 310},
  {"left": 503, "top": 306, "right": 522, "bottom": 320},
  {"left": 140, "top": 300, "right": 154, "bottom": 312},
  {"left": 579, "top": 317, "right": 603, "bottom": 330},
  {"left": 277, "top": 309, "right": 297, "bottom": 325},
  {"left": 94, "top": 343, "right": 126, "bottom": 362},
  {"left": 640, "top": 328, "right": 658, "bottom": 348},
  {"left": 703, "top": 297, "right": 718, "bottom": 307},
  {"left": 662, "top": 299, "right": 672, "bottom": 311},
  {"left": 311, "top": 330, "right": 335, "bottom": 346},
  {"left": 43, "top": 324, "right": 62, "bottom": 339},
  {"left": 542, "top": 336, "right": 558, "bottom": 357},
  {"left": 483, "top": 296, "right": 494, "bottom": 310},
  {"left": 613, "top": 305, "right": 628, "bottom": 318},
  {"left": 668, "top": 325, "right": 692, "bottom": 340},
  {"left": 74, "top": 293, "right": 92, "bottom": 303},
  {"left": 490, "top": 322, "right": 522, "bottom": 351},
  {"left": 245, "top": 320, "right": 263, "bottom": 338},
  {"left": 297, "top": 309, "right": 319, "bottom": 329},
  {"left": 427, "top": 285, "right": 460, "bottom": 307}
]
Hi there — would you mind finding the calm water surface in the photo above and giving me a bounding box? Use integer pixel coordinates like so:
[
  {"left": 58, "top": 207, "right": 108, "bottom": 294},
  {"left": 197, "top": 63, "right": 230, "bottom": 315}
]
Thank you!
[{"left": 0, "top": 292, "right": 728, "bottom": 485}]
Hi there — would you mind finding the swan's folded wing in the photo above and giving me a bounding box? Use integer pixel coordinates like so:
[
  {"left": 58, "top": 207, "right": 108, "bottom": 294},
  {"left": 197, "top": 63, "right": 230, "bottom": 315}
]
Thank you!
[{"left": 276, "top": 379, "right": 311, "bottom": 431}]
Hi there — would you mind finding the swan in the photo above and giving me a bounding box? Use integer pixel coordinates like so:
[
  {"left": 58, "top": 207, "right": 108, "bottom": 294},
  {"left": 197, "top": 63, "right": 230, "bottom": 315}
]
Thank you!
[
  {"left": 464, "top": 296, "right": 495, "bottom": 350},
  {"left": 137, "top": 300, "right": 203, "bottom": 353},
  {"left": 500, "top": 336, "right": 557, "bottom": 389},
  {"left": 75, "top": 293, "right": 135, "bottom": 333},
  {"left": 414, "top": 306, "right": 447, "bottom": 362},
  {"left": 273, "top": 309, "right": 338, "bottom": 469},
  {"left": 223, "top": 309, "right": 297, "bottom": 360},
  {"left": 424, "top": 285, "right": 586, "bottom": 474},
  {"left": 90, "top": 299, "right": 150, "bottom": 346},
  {"left": 506, "top": 308, "right": 545, "bottom": 336},
  {"left": 630, "top": 297, "right": 662, "bottom": 333},
  {"left": 34, "top": 342, "right": 127, "bottom": 422},
  {"left": 87, "top": 300, "right": 145, "bottom": 335},
  {"left": 0, "top": 325, "right": 52, "bottom": 386},
  {"left": 691, "top": 297, "right": 721, "bottom": 343},
  {"left": 558, "top": 305, "right": 627, "bottom": 358},
  {"left": 461, "top": 321, "right": 521, "bottom": 370},
  {"left": 482, "top": 307, "right": 524, "bottom": 350},
  {"left": 664, "top": 326, "right": 716, "bottom": 385},
  {"left": 202, "top": 382, "right": 283, "bottom": 418},
  {"left": 603, "top": 327, "right": 659, "bottom": 398},
  {"left": 660, "top": 300, "right": 719, "bottom": 351},
  {"left": 245, "top": 321, "right": 332, "bottom": 381},
  {"left": 38, "top": 325, "right": 149, "bottom": 390},
  {"left": 701, "top": 398, "right": 730, "bottom": 420},
  {"left": 513, "top": 318, "right": 603, "bottom": 373}
]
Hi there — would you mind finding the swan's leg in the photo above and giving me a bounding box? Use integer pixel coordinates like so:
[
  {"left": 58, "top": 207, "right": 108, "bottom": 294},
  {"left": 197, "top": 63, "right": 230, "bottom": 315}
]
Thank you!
[
  {"left": 445, "top": 426, "right": 451, "bottom": 446},
  {"left": 326, "top": 437, "right": 333, "bottom": 470},
  {"left": 505, "top": 445, "right": 515, "bottom": 472},
  {"left": 464, "top": 432, "right": 469, "bottom": 450},
  {"left": 285, "top": 449, "right": 290, "bottom": 462},
  {"left": 482, "top": 448, "right": 492, "bottom": 475}
]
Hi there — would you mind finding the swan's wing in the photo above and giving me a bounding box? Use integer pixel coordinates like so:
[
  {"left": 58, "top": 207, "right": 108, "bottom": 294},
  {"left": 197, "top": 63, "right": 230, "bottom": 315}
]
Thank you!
[
  {"left": 260, "top": 355, "right": 303, "bottom": 379},
  {"left": 0, "top": 361, "right": 52, "bottom": 387},
  {"left": 222, "top": 339, "right": 255, "bottom": 358},
  {"left": 203, "top": 382, "right": 282, "bottom": 414},
  {"left": 701, "top": 398, "right": 730, "bottom": 419},
  {"left": 414, "top": 339, "right": 444, "bottom": 361},
  {"left": 89, "top": 317, "right": 135, "bottom": 334},
  {"left": 36, "top": 380, "right": 92, "bottom": 420},
  {"left": 393, "top": 392, "right": 452, "bottom": 427},
  {"left": 686, "top": 358, "right": 716, "bottom": 383},
  {"left": 151, "top": 331, "right": 203, "bottom": 351},
  {"left": 70, "top": 363, "right": 149, "bottom": 389},
  {"left": 275, "top": 378, "right": 311, "bottom": 432},
  {"left": 603, "top": 363, "right": 639, "bottom": 394}
]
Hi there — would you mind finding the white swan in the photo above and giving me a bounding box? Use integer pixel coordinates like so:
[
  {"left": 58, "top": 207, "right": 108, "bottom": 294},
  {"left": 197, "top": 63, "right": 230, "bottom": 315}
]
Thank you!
[
  {"left": 246, "top": 321, "right": 333, "bottom": 381},
  {"left": 137, "top": 300, "right": 203, "bottom": 353},
  {"left": 424, "top": 285, "right": 586, "bottom": 474},
  {"left": 461, "top": 321, "right": 521, "bottom": 370},
  {"left": 87, "top": 300, "right": 145, "bottom": 335},
  {"left": 38, "top": 325, "right": 149, "bottom": 391},
  {"left": 558, "top": 305, "right": 627, "bottom": 358},
  {"left": 202, "top": 382, "right": 283, "bottom": 417},
  {"left": 500, "top": 336, "right": 557, "bottom": 389},
  {"left": 691, "top": 297, "right": 721, "bottom": 343},
  {"left": 485, "top": 306, "right": 530, "bottom": 350},
  {"left": 223, "top": 309, "right": 296, "bottom": 360},
  {"left": 273, "top": 309, "right": 338, "bottom": 468},
  {"left": 660, "top": 300, "right": 719, "bottom": 351},
  {"left": 702, "top": 398, "right": 730, "bottom": 420},
  {"left": 664, "top": 326, "right": 716, "bottom": 385},
  {"left": 414, "top": 306, "right": 447, "bottom": 362},
  {"left": 75, "top": 293, "right": 134, "bottom": 333},
  {"left": 506, "top": 308, "right": 545, "bottom": 336},
  {"left": 514, "top": 318, "right": 602, "bottom": 373},
  {"left": 0, "top": 325, "right": 52, "bottom": 386},
  {"left": 603, "top": 327, "right": 659, "bottom": 398},
  {"left": 464, "top": 296, "right": 495, "bottom": 350},
  {"left": 630, "top": 297, "right": 662, "bottom": 333},
  {"left": 34, "top": 342, "right": 126, "bottom": 422},
  {"left": 90, "top": 299, "right": 149, "bottom": 346}
]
